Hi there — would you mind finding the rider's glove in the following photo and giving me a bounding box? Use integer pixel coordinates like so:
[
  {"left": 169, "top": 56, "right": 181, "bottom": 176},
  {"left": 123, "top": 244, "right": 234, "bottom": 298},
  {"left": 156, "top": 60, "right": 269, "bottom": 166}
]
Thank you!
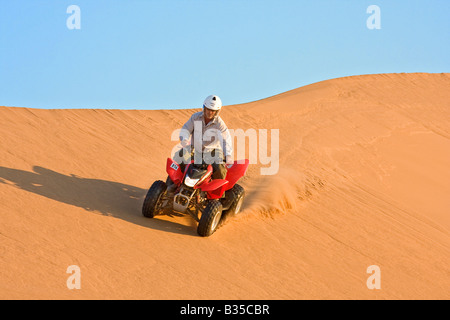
[{"left": 180, "top": 138, "right": 189, "bottom": 148}]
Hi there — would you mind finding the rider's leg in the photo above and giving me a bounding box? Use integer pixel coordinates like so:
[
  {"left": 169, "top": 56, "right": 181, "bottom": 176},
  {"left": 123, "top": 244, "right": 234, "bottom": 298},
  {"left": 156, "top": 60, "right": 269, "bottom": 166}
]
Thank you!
[
  {"left": 211, "top": 162, "right": 227, "bottom": 180},
  {"left": 204, "top": 149, "right": 227, "bottom": 180}
]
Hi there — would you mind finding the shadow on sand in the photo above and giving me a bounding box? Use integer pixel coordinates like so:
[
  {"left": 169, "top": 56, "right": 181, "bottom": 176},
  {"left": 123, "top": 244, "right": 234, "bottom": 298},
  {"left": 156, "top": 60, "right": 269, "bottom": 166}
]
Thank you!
[{"left": 0, "top": 165, "right": 197, "bottom": 236}]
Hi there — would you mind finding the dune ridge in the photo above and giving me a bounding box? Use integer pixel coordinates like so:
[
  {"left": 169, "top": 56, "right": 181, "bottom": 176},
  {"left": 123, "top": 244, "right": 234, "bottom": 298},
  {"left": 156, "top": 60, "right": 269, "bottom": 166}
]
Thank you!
[{"left": 1, "top": 73, "right": 449, "bottom": 299}]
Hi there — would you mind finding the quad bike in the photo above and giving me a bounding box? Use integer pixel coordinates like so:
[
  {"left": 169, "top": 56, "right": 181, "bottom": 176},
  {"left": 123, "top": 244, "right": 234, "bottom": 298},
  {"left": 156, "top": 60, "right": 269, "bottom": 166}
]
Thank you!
[{"left": 142, "top": 157, "right": 249, "bottom": 237}]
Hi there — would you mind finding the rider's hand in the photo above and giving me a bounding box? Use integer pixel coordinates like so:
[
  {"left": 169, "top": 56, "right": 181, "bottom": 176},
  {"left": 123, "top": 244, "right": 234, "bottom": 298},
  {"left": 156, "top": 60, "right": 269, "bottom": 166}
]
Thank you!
[{"left": 180, "top": 138, "right": 189, "bottom": 148}]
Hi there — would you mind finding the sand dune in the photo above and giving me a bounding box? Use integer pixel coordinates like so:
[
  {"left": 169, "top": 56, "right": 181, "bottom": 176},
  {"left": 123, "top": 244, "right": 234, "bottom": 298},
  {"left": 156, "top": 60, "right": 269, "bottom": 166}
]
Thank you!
[{"left": 1, "top": 73, "right": 449, "bottom": 299}]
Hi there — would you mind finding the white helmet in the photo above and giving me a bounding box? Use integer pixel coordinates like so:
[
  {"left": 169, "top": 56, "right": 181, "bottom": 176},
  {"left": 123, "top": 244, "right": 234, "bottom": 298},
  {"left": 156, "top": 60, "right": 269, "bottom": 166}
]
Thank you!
[{"left": 203, "top": 95, "right": 222, "bottom": 111}]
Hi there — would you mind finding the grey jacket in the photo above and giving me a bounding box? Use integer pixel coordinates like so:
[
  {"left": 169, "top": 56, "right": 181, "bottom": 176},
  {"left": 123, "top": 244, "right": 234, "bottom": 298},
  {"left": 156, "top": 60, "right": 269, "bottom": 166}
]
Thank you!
[{"left": 179, "top": 111, "right": 233, "bottom": 159}]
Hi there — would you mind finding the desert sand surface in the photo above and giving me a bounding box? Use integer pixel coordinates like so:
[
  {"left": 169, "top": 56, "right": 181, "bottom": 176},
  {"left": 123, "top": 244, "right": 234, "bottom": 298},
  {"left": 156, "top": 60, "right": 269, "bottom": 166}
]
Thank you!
[{"left": 1, "top": 73, "right": 449, "bottom": 299}]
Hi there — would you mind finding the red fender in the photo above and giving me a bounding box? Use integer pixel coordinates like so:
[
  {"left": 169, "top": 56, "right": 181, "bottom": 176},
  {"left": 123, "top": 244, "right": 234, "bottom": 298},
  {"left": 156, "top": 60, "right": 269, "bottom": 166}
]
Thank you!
[
  {"left": 224, "top": 159, "right": 249, "bottom": 191},
  {"left": 197, "top": 179, "right": 229, "bottom": 199},
  {"left": 166, "top": 158, "right": 183, "bottom": 185}
]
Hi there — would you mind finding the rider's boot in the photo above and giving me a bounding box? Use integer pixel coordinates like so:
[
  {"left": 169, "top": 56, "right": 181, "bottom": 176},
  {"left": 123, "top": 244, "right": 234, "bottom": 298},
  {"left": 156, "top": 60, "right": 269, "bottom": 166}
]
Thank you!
[{"left": 166, "top": 176, "right": 177, "bottom": 197}]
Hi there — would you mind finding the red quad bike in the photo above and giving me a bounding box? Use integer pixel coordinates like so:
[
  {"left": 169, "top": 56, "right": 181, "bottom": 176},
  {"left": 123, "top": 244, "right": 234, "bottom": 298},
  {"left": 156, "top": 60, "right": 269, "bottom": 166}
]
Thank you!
[{"left": 142, "top": 158, "right": 249, "bottom": 237}]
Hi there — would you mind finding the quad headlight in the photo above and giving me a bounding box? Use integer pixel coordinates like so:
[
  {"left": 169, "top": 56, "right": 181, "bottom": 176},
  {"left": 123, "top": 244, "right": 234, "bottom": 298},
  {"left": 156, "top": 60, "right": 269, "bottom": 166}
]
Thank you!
[
  {"left": 184, "top": 171, "right": 212, "bottom": 188},
  {"left": 184, "top": 175, "right": 200, "bottom": 187}
]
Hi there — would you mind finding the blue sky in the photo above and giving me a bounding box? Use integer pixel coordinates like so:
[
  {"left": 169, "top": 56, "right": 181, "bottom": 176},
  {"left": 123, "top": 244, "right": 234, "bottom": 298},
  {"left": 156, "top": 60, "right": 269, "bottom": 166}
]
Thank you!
[{"left": 0, "top": 0, "right": 449, "bottom": 109}]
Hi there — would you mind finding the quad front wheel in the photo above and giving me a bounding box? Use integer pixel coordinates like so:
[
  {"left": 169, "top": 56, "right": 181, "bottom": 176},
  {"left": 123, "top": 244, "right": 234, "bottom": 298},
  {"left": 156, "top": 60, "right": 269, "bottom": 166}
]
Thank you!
[
  {"left": 197, "top": 200, "right": 223, "bottom": 237},
  {"left": 142, "top": 180, "right": 167, "bottom": 218}
]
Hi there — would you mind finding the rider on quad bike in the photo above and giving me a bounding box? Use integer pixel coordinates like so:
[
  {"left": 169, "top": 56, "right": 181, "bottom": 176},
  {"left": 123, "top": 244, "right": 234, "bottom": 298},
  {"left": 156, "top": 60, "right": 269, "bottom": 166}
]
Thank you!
[
  {"left": 168, "top": 94, "right": 233, "bottom": 192},
  {"left": 142, "top": 95, "right": 249, "bottom": 237}
]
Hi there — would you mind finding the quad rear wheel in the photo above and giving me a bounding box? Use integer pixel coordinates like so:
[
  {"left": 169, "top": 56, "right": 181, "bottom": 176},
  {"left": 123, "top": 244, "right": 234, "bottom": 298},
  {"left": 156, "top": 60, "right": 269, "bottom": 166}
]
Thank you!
[{"left": 224, "top": 184, "right": 245, "bottom": 217}]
